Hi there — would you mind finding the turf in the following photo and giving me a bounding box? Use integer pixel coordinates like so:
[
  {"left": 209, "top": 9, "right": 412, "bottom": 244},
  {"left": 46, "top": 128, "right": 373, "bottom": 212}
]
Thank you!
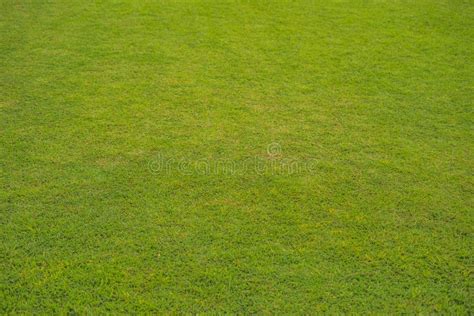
[{"left": 1, "top": 0, "right": 473, "bottom": 313}]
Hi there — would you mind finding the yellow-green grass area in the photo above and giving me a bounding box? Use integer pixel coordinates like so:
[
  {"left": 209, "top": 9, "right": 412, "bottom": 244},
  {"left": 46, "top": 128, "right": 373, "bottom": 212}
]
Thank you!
[{"left": 1, "top": 0, "right": 473, "bottom": 313}]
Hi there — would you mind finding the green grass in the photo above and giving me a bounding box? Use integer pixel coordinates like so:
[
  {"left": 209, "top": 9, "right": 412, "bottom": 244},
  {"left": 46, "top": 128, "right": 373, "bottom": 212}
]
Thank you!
[{"left": 1, "top": 0, "right": 473, "bottom": 313}]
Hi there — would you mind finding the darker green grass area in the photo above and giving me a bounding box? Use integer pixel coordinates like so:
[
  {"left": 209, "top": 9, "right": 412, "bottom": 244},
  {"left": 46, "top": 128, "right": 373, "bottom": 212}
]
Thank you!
[{"left": 1, "top": 0, "right": 473, "bottom": 313}]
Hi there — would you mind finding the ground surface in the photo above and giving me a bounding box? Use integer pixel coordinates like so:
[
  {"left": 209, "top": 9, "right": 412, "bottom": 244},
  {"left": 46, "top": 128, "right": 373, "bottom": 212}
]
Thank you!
[{"left": 1, "top": 0, "right": 473, "bottom": 313}]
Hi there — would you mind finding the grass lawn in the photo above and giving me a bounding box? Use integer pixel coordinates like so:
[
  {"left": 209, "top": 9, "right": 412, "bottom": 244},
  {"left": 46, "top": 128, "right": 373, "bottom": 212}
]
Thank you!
[{"left": 1, "top": 0, "right": 473, "bottom": 313}]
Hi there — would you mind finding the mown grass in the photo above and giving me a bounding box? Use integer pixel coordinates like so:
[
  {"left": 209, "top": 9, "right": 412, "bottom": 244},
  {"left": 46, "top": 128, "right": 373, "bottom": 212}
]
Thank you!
[{"left": 1, "top": 0, "right": 473, "bottom": 313}]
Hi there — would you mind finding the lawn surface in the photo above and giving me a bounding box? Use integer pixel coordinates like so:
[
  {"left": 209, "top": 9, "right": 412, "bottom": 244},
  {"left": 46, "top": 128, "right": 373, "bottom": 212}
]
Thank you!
[{"left": 1, "top": 0, "right": 473, "bottom": 313}]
